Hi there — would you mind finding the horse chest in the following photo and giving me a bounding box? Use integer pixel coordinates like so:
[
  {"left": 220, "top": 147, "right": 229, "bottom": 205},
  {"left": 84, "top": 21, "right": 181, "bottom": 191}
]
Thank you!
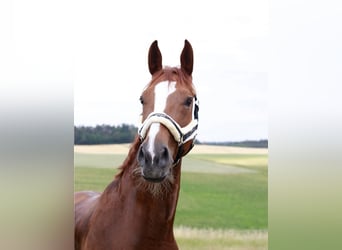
[{"left": 83, "top": 192, "right": 177, "bottom": 250}]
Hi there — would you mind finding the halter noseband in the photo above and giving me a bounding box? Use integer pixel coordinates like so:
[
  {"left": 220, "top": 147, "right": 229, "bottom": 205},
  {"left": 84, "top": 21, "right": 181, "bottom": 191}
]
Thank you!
[{"left": 138, "top": 96, "right": 199, "bottom": 166}]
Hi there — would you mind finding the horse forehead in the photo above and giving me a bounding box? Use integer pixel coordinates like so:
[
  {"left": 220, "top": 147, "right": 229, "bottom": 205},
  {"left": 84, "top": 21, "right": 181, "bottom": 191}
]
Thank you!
[
  {"left": 155, "top": 80, "right": 177, "bottom": 95},
  {"left": 153, "top": 81, "right": 176, "bottom": 111}
]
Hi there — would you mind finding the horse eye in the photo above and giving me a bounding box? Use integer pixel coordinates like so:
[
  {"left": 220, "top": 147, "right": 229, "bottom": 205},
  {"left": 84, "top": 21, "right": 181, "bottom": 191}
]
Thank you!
[
  {"left": 139, "top": 96, "right": 144, "bottom": 105},
  {"left": 184, "top": 97, "right": 193, "bottom": 107}
]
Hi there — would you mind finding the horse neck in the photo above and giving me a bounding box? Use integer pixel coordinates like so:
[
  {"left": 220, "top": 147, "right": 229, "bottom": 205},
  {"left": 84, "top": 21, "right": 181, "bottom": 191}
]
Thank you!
[{"left": 106, "top": 137, "right": 182, "bottom": 239}]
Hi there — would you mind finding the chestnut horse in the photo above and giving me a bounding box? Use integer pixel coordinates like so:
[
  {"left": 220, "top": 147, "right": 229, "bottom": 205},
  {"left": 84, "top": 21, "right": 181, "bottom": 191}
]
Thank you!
[{"left": 75, "top": 40, "right": 199, "bottom": 250}]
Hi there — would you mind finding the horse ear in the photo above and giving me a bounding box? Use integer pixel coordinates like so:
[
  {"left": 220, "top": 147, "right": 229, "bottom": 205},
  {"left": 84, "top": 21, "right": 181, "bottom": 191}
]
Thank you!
[
  {"left": 180, "top": 40, "right": 193, "bottom": 76},
  {"left": 148, "top": 40, "right": 162, "bottom": 75}
]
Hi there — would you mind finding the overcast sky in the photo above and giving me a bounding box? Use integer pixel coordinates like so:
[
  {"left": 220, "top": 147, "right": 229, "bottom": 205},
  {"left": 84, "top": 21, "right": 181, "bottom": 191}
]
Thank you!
[
  {"left": 73, "top": 0, "right": 269, "bottom": 142},
  {"left": 2, "top": 0, "right": 269, "bottom": 142}
]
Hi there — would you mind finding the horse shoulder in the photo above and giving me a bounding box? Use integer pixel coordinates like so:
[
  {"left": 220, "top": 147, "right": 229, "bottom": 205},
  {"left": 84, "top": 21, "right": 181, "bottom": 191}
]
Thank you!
[
  {"left": 74, "top": 191, "right": 101, "bottom": 250},
  {"left": 80, "top": 179, "right": 128, "bottom": 249}
]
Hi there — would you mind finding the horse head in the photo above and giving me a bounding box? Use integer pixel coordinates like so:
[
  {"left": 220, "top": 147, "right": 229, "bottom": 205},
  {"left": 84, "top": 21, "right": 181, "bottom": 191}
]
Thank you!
[{"left": 137, "top": 40, "right": 199, "bottom": 183}]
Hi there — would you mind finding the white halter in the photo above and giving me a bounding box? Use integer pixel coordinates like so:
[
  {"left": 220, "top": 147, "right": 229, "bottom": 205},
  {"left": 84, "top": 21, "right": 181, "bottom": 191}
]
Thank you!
[{"left": 138, "top": 96, "right": 199, "bottom": 146}]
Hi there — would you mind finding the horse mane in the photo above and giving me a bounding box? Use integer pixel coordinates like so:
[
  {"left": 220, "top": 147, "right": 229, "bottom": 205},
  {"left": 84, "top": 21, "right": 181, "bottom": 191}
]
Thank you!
[{"left": 115, "top": 136, "right": 141, "bottom": 179}]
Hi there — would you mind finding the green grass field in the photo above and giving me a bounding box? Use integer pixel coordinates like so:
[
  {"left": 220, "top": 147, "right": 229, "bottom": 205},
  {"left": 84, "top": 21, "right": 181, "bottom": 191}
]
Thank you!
[{"left": 75, "top": 146, "right": 268, "bottom": 249}]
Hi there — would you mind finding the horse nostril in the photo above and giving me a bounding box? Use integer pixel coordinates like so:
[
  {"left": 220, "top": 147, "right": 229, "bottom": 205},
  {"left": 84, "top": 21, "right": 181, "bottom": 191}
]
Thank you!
[
  {"left": 138, "top": 145, "right": 151, "bottom": 166},
  {"left": 157, "top": 146, "right": 170, "bottom": 166},
  {"left": 161, "top": 147, "right": 169, "bottom": 160},
  {"left": 138, "top": 144, "right": 171, "bottom": 168}
]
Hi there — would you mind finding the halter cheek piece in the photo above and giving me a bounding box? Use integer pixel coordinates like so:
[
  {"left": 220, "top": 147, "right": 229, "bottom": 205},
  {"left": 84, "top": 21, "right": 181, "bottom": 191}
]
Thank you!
[{"left": 138, "top": 96, "right": 199, "bottom": 166}]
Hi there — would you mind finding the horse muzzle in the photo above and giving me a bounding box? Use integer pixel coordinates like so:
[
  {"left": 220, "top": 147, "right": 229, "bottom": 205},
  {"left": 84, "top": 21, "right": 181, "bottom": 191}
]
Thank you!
[{"left": 137, "top": 142, "right": 173, "bottom": 183}]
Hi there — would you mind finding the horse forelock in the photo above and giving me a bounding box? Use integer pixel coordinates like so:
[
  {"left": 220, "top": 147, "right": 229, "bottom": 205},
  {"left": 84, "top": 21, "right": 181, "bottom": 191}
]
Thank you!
[{"left": 149, "top": 66, "right": 194, "bottom": 91}]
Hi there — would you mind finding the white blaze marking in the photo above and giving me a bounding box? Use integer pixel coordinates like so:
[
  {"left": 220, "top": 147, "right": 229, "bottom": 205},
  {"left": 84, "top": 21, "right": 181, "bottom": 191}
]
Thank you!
[
  {"left": 154, "top": 81, "right": 176, "bottom": 112},
  {"left": 147, "top": 81, "right": 176, "bottom": 162}
]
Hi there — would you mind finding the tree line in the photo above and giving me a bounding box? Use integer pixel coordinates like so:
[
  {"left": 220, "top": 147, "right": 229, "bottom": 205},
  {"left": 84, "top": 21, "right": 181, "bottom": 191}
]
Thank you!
[
  {"left": 203, "top": 139, "right": 268, "bottom": 148},
  {"left": 74, "top": 124, "right": 268, "bottom": 148},
  {"left": 74, "top": 124, "right": 138, "bottom": 144}
]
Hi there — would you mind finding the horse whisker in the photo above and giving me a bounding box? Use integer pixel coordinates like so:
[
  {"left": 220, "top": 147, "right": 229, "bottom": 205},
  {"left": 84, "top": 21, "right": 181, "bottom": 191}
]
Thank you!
[{"left": 131, "top": 165, "right": 174, "bottom": 198}]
